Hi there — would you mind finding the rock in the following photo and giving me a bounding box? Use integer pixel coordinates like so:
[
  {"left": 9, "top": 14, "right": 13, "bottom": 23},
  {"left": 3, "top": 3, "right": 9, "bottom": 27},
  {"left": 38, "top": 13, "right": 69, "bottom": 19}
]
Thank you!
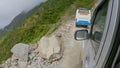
[
  {"left": 27, "top": 65, "right": 32, "bottom": 68},
  {"left": 11, "top": 55, "right": 18, "bottom": 66},
  {"left": 48, "top": 35, "right": 61, "bottom": 59},
  {"left": 3, "top": 58, "right": 12, "bottom": 68},
  {"left": 49, "top": 53, "right": 62, "bottom": 63},
  {"left": 11, "top": 55, "right": 19, "bottom": 61},
  {"left": 28, "top": 60, "right": 32, "bottom": 65},
  {"left": 55, "top": 33, "right": 62, "bottom": 38},
  {"left": 28, "top": 52, "right": 41, "bottom": 65},
  {"left": 11, "top": 55, "right": 19, "bottom": 66},
  {"left": 32, "top": 56, "right": 38, "bottom": 62},
  {"left": 29, "top": 44, "right": 38, "bottom": 52},
  {"left": 37, "top": 36, "right": 49, "bottom": 59},
  {"left": 27, "top": 59, "right": 42, "bottom": 68},
  {"left": 6, "top": 58, "right": 11, "bottom": 63},
  {"left": 29, "top": 52, "right": 37, "bottom": 60},
  {"left": 9, "top": 66, "right": 18, "bottom": 68},
  {"left": 11, "top": 43, "right": 29, "bottom": 62},
  {"left": 4, "top": 65, "right": 9, "bottom": 68},
  {"left": 17, "top": 61, "right": 27, "bottom": 68},
  {"left": 37, "top": 35, "right": 61, "bottom": 59}
]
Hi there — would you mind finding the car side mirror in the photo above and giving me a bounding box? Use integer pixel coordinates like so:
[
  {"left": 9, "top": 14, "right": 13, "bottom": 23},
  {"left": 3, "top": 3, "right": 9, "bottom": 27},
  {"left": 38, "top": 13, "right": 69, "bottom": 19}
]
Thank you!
[
  {"left": 74, "top": 30, "right": 88, "bottom": 40},
  {"left": 94, "top": 31, "right": 102, "bottom": 43}
]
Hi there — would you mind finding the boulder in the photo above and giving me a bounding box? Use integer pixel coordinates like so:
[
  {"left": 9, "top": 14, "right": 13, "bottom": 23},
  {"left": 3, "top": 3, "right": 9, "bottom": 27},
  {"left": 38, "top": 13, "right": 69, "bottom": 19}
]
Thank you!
[
  {"left": 11, "top": 43, "right": 29, "bottom": 61},
  {"left": 37, "top": 35, "right": 61, "bottom": 59},
  {"left": 48, "top": 35, "right": 61, "bottom": 59},
  {"left": 37, "top": 36, "right": 49, "bottom": 59}
]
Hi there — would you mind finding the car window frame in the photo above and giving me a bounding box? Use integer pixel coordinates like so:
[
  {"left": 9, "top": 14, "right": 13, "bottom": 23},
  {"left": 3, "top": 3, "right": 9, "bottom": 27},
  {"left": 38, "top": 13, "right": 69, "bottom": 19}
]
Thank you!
[
  {"left": 105, "top": 0, "right": 120, "bottom": 67},
  {"left": 91, "top": 1, "right": 109, "bottom": 55},
  {"left": 89, "top": 0, "right": 114, "bottom": 66},
  {"left": 95, "top": 0, "right": 120, "bottom": 67}
]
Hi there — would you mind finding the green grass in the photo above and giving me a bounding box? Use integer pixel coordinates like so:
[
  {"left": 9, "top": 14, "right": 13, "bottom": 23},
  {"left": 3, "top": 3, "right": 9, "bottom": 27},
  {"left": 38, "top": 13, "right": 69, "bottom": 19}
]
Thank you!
[
  {"left": 74, "top": 0, "right": 95, "bottom": 9},
  {"left": 0, "top": 0, "right": 95, "bottom": 64}
]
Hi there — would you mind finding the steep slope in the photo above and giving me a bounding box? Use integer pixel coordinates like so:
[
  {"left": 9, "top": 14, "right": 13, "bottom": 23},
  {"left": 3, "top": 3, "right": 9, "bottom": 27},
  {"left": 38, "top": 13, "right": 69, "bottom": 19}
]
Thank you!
[
  {"left": 0, "top": 6, "right": 38, "bottom": 39},
  {"left": 4, "top": 12, "right": 26, "bottom": 30},
  {"left": 0, "top": 12, "right": 26, "bottom": 39},
  {"left": 0, "top": 29, "right": 7, "bottom": 39},
  {"left": 0, "top": 0, "right": 95, "bottom": 64}
]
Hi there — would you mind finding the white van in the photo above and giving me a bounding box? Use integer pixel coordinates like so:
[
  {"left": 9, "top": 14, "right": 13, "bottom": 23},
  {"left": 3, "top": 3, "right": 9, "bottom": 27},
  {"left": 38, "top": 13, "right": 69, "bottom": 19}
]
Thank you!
[
  {"left": 75, "top": 0, "right": 120, "bottom": 68},
  {"left": 75, "top": 8, "right": 91, "bottom": 27}
]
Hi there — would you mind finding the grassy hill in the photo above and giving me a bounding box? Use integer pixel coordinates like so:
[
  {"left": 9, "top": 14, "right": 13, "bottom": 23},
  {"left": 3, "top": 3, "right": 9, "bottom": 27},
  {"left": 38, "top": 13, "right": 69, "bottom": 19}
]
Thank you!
[
  {"left": 0, "top": 0, "right": 95, "bottom": 64},
  {"left": 0, "top": 6, "right": 39, "bottom": 39},
  {"left": 0, "top": 12, "right": 26, "bottom": 39}
]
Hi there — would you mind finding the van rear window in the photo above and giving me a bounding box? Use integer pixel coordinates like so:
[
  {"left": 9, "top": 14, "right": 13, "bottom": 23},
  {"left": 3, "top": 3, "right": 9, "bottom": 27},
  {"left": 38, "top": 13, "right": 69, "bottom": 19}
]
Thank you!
[{"left": 79, "top": 10, "right": 89, "bottom": 15}]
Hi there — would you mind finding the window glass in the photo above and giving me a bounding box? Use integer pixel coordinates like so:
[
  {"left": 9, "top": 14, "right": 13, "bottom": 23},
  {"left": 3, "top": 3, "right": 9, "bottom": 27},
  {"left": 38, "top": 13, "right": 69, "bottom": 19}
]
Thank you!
[
  {"left": 91, "top": 1, "right": 109, "bottom": 55},
  {"left": 79, "top": 10, "right": 89, "bottom": 15}
]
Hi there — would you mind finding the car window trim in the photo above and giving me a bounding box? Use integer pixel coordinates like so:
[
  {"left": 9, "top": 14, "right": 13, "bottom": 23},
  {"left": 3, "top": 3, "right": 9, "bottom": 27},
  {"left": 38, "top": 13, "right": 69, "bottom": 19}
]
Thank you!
[
  {"left": 104, "top": 18, "right": 120, "bottom": 67},
  {"left": 95, "top": 0, "right": 113, "bottom": 64},
  {"left": 96, "top": 0, "right": 120, "bottom": 67},
  {"left": 105, "top": 2, "right": 120, "bottom": 67},
  {"left": 89, "top": 0, "right": 114, "bottom": 67},
  {"left": 90, "top": 0, "right": 107, "bottom": 55}
]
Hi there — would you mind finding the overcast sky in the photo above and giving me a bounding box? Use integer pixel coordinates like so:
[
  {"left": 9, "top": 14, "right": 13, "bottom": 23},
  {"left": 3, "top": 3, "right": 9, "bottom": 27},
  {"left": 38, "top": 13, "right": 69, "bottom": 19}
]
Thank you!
[{"left": 0, "top": 0, "right": 46, "bottom": 29}]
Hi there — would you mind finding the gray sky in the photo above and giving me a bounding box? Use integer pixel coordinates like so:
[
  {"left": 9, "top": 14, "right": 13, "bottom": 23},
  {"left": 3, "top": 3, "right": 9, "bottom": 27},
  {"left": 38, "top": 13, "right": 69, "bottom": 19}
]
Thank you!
[{"left": 0, "top": 0, "right": 46, "bottom": 29}]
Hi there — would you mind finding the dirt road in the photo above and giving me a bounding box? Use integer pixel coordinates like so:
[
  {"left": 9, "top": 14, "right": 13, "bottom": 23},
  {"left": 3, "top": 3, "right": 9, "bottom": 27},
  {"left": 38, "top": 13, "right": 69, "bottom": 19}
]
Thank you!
[{"left": 54, "top": 19, "right": 83, "bottom": 68}]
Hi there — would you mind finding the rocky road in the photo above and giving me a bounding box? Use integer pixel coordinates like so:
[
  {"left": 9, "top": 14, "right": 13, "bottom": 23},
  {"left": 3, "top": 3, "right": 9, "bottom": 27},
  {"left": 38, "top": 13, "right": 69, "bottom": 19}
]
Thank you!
[{"left": 53, "top": 19, "right": 83, "bottom": 68}]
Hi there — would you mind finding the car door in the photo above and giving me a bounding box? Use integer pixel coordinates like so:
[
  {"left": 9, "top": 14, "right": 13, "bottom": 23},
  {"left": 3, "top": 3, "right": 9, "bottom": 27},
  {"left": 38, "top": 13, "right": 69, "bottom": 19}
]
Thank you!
[
  {"left": 95, "top": 0, "right": 120, "bottom": 67},
  {"left": 74, "top": 0, "right": 119, "bottom": 68},
  {"left": 81, "top": 0, "right": 111, "bottom": 67},
  {"left": 82, "top": 0, "right": 116, "bottom": 67},
  {"left": 87, "top": 0, "right": 120, "bottom": 68}
]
